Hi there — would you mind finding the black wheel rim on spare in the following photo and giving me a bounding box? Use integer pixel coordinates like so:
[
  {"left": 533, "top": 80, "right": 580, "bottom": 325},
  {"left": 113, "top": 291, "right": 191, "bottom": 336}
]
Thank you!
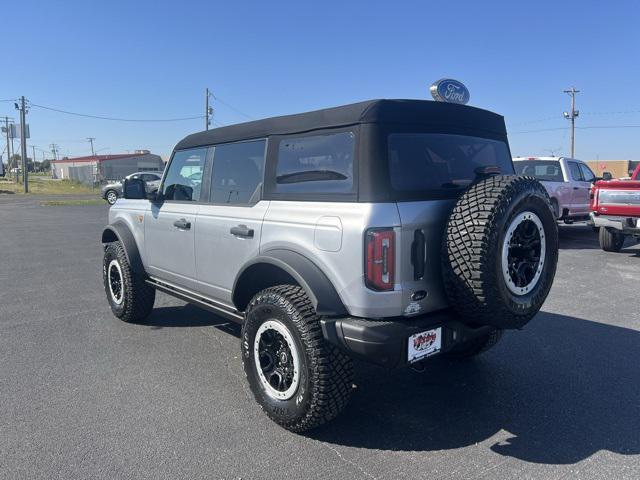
[{"left": 501, "top": 211, "right": 546, "bottom": 296}]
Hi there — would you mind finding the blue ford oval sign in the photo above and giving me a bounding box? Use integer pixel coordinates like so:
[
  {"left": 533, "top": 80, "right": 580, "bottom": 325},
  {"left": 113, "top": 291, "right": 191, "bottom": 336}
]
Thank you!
[{"left": 430, "top": 79, "right": 470, "bottom": 105}]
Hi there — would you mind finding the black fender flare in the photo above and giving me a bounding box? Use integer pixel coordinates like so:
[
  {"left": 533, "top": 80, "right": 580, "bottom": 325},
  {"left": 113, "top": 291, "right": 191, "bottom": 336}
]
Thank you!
[
  {"left": 232, "top": 249, "right": 347, "bottom": 317},
  {"left": 101, "top": 221, "right": 145, "bottom": 275}
]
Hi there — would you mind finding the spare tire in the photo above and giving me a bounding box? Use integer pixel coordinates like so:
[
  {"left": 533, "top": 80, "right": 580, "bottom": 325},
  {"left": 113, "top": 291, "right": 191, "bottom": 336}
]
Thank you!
[{"left": 442, "top": 175, "right": 558, "bottom": 329}]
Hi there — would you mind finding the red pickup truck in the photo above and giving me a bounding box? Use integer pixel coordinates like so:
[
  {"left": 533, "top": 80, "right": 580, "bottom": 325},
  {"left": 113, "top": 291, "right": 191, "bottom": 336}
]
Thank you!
[{"left": 590, "top": 164, "right": 640, "bottom": 251}]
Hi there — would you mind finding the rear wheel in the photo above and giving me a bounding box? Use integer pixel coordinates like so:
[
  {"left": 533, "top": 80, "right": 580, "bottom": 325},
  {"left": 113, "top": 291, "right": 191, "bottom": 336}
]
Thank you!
[
  {"left": 599, "top": 227, "right": 625, "bottom": 252},
  {"left": 241, "top": 285, "right": 353, "bottom": 432},
  {"left": 103, "top": 241, "right": 155, "bottom": 322},
  {"left": 442, "top": 175, "right": 559, "bottom": 330}
]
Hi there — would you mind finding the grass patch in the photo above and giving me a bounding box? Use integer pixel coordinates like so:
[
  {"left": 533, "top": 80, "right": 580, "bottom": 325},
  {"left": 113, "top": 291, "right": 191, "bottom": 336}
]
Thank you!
[
  {"left": 40, "top": 199, "right": 106, "bottom": 206},
  {"left": 0, "top": 177, "right": 98, "bottom": 195}
]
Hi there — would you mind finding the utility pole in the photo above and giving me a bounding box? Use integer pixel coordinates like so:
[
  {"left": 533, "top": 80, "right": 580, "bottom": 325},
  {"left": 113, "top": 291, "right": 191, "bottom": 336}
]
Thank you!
[
  {"left": 15, "top": 97, "right": 28, "bottom": 192},
  {"left": 205, "top": 88, "right": 213, "bottom": 130},
  {"left": 50, "top": 143, "right": 58, "bottom": 160},
  {"left": 87, "top": 137, "right": 95, "bottom": 156},
  {"left": 563, "top": 87, "right": 580, "bottom": 158}
]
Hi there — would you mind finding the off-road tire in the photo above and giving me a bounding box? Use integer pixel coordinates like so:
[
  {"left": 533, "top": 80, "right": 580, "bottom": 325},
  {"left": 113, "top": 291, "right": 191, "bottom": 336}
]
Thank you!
[
  {"left": 443, "top": 329, "right": 503, "bottom": 359},
  {"left": 241, "top": 285, "right": 353, "bottom": 433},
  {"left": 550, "top": 198, "right": 560, "bottom": 220},
  {"left": 442, "top": 175, "right": 559, "bottom": 329},
  {"left": 103, "top": 241, "right": 155, "bottom": 322},
  {"left": 105, "top": 190, "right": 118, "bottom": 205},
  {"left": 599, "top": 227, "right": 625, "bottom": 252}
]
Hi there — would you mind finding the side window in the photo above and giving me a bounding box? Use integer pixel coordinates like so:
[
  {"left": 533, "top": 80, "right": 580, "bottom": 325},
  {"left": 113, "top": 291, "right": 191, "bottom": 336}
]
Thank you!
[
  {"left": 568, "top": 162, "right": 583, "bottom": 181},
  {"left": 579, "top": 163, "right": 595, "bottom": 182},
  {"left": 210, "top": 139, "right": 266, "bottom": 205},
  {"left": 162, "top": 148, "right": 207, "bottom": 201},
  {"left": 275, "top": 131, "right": 355, "bottom": 193}
]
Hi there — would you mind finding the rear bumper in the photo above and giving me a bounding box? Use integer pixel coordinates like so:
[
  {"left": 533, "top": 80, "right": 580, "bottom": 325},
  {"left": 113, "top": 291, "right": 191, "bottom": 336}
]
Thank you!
[
  {"left": 320, "top": 309, "right": 493, "bottom": 368},
  {"left": 591, "top": 212, "right": 640, "bottom": 234}
]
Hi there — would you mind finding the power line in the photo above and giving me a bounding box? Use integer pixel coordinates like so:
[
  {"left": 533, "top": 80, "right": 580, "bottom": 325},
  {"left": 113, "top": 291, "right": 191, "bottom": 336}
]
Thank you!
[
  {"left": 578, "top": 124, "right": 640, "bottom": 129},
  {"left": 211, "top": 95, "right": 254, "bottom": 120},
  {"left": 582, "top": 109, "right": 640, "bottom": 116},
  {"left": 511, "top": 127, "right": 568, "bottom": 134},
  {"left": 507, "top": 114, "right": 564, "bottom": 126},
  {"left": 511, "top": 124, "right": 640, "bottom": 134},
  {"left": 29, "top": 102, "right": 206, "bottom": 122}
]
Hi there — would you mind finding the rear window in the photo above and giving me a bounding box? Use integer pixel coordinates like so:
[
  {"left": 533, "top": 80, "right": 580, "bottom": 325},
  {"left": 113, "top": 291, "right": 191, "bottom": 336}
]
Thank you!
[
  {"left": 388, "top": 134, "right": 513, "bottom": 194},
  {"left": 514, "top": 160, "right": 564, "bottom": 182},
  {"left": 274, "top": 131, "right": 355, "bottom": 194}
]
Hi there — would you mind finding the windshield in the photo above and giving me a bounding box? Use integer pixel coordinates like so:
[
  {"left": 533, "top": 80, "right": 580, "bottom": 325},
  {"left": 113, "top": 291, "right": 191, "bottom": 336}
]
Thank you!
[
  {"left": 388, "top": 133, "right": 514, "bottom": 193},
  {"left": 514, "top": 160, "right": 564, "bottom": 182}
]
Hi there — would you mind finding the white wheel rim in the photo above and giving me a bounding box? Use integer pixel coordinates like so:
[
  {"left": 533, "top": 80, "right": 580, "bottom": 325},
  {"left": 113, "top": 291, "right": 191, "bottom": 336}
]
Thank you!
[
  {"left": 107, "top": 259, "right": 124, "bottom": 305},
  {"left": 253, "top": 320, "right": 300, "bottom": 401},
  {"left": 501, "top": 211, "right": 546, "bottom": 296},
  {"left": 107, "top": 192, "right": 117, "bottom": 203}
]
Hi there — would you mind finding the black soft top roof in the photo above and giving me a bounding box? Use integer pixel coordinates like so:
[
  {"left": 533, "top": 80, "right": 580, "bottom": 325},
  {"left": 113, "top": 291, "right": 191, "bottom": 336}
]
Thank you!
[{"left": 175, "top": 99, "right": 506, "bottom": 150}]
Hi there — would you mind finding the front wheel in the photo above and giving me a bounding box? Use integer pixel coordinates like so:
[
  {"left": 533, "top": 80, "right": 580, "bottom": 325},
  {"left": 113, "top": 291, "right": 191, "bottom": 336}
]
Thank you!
[
  {"left": 241, "top": 285, "right": 353, "bottom": 432},
  {"left": 599, "top": 227, "right": 625, "bottom": 252},
  {"left": 103, "top": 241, "right": 155, "bottom": 322}
]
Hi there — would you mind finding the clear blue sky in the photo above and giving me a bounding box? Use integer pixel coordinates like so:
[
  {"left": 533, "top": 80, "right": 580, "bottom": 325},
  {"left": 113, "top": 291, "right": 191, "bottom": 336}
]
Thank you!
[{"left": 2, "top": 0, "right": 639, "bottom": 161}]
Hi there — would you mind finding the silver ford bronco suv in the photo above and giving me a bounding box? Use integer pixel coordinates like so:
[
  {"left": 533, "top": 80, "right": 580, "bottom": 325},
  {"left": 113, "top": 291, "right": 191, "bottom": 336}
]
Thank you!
[{"left": 102, "top": 99, "right": 559, "bottom": 432}]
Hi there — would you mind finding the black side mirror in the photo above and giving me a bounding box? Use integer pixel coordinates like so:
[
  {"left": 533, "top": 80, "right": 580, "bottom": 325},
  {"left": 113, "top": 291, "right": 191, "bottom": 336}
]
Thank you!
[
  {"left": 123, "top": 178, "right": 146, "bottom": 199},
  {"left": 602, "top": 171, "right": 613, "bottom": 181}
]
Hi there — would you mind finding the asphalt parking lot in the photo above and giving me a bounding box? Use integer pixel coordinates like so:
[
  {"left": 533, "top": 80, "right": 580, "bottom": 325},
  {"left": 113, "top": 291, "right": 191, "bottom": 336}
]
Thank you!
[{"left": 1, "top": 195, "right": 639, "bottom": 480}]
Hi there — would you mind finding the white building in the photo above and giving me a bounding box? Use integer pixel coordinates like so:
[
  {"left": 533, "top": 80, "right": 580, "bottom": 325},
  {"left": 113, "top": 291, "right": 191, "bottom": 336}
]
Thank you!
[{"left": 51, "top": 151, "right": 164, "bottom": 184}]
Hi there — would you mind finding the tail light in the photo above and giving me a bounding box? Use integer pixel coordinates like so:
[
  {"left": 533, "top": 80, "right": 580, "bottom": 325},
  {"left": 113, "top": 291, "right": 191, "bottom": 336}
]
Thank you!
[{"left": 365, "top": 228, "right": 395, "bottom": 291}]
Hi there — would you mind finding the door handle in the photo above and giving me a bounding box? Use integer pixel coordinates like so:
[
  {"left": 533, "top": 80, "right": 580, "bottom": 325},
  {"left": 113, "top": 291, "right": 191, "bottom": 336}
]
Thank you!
[
  {"left": 573, "top": 187, "right": 579, "bottom": 190},
  {"left": 230, "top": 224, "right": 254, "bottom": 238},
  {"left": 173, "top": 218, "right": 191, "bottom": 230}
]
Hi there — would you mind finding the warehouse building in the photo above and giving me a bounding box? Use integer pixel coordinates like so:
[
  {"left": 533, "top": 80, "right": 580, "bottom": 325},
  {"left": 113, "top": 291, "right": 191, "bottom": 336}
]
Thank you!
[
  {"left": 51, "top": 151, "right": 164, "bottom": 185},
  {"left": 587, "top": 160, "right": 639, "bottom": 179}
]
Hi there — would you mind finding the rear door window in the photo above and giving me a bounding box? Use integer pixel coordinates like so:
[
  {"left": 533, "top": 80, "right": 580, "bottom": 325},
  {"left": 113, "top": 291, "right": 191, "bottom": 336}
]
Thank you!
[
  {"left": 579, "top": 163, "right": 595, "bottom": 182},
  {"left": 514, "top": 160, "right": 564, "bottom": 181},
  {"left": 274, "top": 131, "right": 355, "bottom": 194},
  {"left": 210, "top": 139, "right": 266, "bottom": 205},
  {"left": 388, "top": 134, "right": 513, "bottom": 194},
  {"left": 568, "top": 162, "right": 583, "bottom": 181}
]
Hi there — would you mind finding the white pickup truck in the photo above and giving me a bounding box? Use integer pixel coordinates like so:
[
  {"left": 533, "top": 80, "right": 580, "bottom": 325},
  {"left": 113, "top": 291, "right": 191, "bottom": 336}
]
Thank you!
[{"left": 513, "top": 156, "right": 596, "bottom": 222}]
